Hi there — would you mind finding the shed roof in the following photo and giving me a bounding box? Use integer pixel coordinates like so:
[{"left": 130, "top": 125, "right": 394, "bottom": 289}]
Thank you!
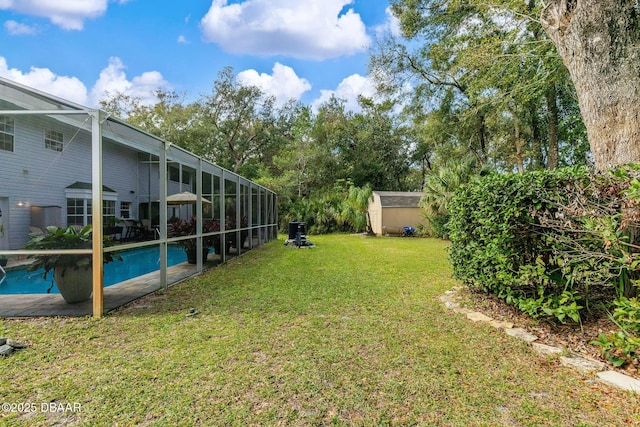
[{"left": 373, "top": 191, "right": 424, "bottom": 208}]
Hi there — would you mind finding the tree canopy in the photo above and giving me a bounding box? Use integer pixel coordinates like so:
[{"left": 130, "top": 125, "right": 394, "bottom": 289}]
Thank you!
[
  {"left": 98, "top": 0, "right": 640, "bottom": 233},
  {"left": 372, "top": 0, "right": 589, "bottom": 175}
]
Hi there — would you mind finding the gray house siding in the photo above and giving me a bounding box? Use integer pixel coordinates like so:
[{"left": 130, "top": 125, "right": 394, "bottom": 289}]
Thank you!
[
  {"left": 102, "top": 141, "right": 140, "bottom": 219},
  {"left": 0, "top": 113, "right": 140, "bottom": 249},
  {"left": 1, "top": 78, "right": 274, "bottom": 257},
  {"left": 1, "top": 114, "right": 89, "bottom": 248},
  {"left": 137, "top": 155, "right": 158, "bottom": 208}
]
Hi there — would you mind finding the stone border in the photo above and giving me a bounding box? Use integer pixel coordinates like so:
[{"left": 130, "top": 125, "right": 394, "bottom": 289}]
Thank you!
[
  {"left": 440, "top": 287, "right": 640, "bottom": 394},
  {"left": 0, "top": 337, "right": 27, "bottom": 356}
]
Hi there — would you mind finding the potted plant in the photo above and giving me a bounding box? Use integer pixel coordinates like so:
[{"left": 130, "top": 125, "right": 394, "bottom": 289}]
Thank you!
[
  {"left": 26, "top": 225, "right": 121, "bottom": 303},
  {"left": 169, "top": 217, "right": 220, "bottom": 264},
  {"left": 224, "top": 215, "right": 249, "bottom": 253}
]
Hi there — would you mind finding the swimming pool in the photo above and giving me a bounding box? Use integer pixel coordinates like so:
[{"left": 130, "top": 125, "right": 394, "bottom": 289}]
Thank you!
[{"left": 0, "top": 245, "right": 198, "bottom": 295}]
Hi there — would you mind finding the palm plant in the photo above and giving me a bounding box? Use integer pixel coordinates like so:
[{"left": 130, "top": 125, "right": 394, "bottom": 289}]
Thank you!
[
  {"left": 26, "top": 225, "right": 121, "bottom": 276},
  {"left": 421, "top": 157, "right": 478, "bottom": 238},
  {"left": 340, "top": 184, "right": 373, "bottom": 234},
  {"left": 309, "top": 195, "right": 341, "bottom": 234},
  {"left": 26, "top": 225, "right": 121, "bottom": 303}
]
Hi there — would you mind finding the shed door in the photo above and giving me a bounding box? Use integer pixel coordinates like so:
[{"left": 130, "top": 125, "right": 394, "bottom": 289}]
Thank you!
[{"left": 0, "top": 198, "right": 8, "bottom": 250}]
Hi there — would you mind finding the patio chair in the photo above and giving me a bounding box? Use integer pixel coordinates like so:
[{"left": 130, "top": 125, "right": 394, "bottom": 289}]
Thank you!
[
  {"left": 141, "top": 219, "right": 159, "bottom": 239},
  {"left": 122, "top": 219, "right": 141, "bottom": 241},
  {"left": 29, "top": 226, "right": 45, "bottom": 235}
]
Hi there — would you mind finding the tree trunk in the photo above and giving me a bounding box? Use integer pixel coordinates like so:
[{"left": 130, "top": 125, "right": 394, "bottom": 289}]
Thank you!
[
  {"left": 546, "top": 81, "right": 559, "bottom": 170},
  {"left": 514, "top": 120, "right": 525, "bottom": 174},
  {"left": 541, "top": 1, "right": 640, "bottom": 170},
  {"left": 477, "top": 111, "right": 487, "bottom": 164},
  {"left": 509, "top": 105, "right": 525, "bottom": 174},
  {"left": 528, "top": 100, "right": 545, "bottom": 168}
]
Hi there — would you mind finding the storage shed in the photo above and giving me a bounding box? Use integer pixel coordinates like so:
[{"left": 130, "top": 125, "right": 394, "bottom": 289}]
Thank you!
[{"left": 368, "top": 191, "right": 426, "bottom": 236}]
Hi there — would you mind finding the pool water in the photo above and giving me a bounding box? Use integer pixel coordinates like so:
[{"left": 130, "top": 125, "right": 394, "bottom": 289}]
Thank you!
[{"left": 0, "top": 245, "right": 196, "bottom": 295}]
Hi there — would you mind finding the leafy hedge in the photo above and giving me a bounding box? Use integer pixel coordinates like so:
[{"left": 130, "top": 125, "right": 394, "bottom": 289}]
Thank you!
[
  {"left": 449, "top": 166, "right": 640, "bottom": 320},
  {"left": 449, "top": 165, "right": 640, "bottom": 364}
]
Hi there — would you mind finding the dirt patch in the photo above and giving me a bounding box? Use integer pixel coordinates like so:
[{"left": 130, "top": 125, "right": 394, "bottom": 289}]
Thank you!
[{"left": 457, "top": 287, "right": 640, "bottom": 378}]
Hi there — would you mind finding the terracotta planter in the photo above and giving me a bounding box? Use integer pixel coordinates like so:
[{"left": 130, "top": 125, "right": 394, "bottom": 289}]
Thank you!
[{"left": 54, "top": 266, "right": 93, "bottom": 303}]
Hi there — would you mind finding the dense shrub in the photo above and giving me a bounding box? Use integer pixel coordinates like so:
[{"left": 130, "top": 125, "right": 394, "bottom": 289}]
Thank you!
[
  {"left": 425, "top": 213, "right": 450, "bottom": 239},
  {"left": 592, "top": 296, "right": 640, "bottom": 367},
  {"left": 279, "top": 184, "right": 373, "bottom": 235},
  {"left": 279, "top": 195, "right": 344, "bottom": 235},
  {"left": 449, "top": 166, "right": 640, "bottom": 326}
]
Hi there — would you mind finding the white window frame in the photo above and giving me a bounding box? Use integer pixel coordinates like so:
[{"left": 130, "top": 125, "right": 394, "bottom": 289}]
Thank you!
[
  {"left": 120, "top": 201, "right": 131, "bottom": 219},
  {"left": 65, "top": 188, "right": 118, "bottom": 227},
  {"left": 0, "top": 115, "right": 14, "bottom": 152},
  {"left": 44, "top": 128, "right": 64, "bottom": 152},
  {"left": 66, "top": 198, "right": 89, "bottom": 227},
  {"left": 103, "top": 200, "right": 116, "bottom": 219}
]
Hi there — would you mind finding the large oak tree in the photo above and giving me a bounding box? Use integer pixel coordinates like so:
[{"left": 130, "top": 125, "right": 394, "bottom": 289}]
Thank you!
[{"left": 541, "top": 1, "right": 640, "bottom": 170}]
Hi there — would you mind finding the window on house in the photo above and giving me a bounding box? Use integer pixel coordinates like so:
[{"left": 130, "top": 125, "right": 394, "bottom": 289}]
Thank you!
[
  {"left": 169, "top": 165, "right": 180, "bottom": 182},
  {"left": 182, "top": 169, "right": 192, "bottom": 185},
  {"left": 44, "top": 129, "right": 64, "bottom": 152},
  {"left": 65, "top": 183, "right": 118, "bottom": 227},
  {"left": 0, "top": 115, "right": 14, "bottom": 152},
  {"left": 120, "top": 201, "right": 131, "bottom": 219},
  {"left": 103, "top": 200, "right": 116, "bottom": 219},
  {"left": 67, "top": 198, "right": 92, "bottom": 226},
  {"left": 67, "top": 199, "right": 117, "bottom": 226}
]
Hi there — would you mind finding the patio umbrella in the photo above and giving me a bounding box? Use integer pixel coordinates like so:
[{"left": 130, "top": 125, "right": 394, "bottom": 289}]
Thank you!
[{"left": 165, "top": 191, "right": 211, "bottom": 205}]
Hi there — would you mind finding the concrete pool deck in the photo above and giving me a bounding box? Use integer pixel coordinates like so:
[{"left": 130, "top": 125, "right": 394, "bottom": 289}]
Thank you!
[{"left": 0, "top": 258, "right": 221, "bottom": 317}]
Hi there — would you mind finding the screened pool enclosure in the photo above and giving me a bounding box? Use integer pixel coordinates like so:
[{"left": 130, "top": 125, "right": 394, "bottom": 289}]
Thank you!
[{"left": 0, "top": 77, "right": 277, "bottom": 317}]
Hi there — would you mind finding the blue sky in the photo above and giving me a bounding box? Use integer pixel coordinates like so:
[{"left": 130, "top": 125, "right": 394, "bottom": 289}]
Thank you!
[{"left": 0, "top": 0, "right": 398, "bottom": 111}]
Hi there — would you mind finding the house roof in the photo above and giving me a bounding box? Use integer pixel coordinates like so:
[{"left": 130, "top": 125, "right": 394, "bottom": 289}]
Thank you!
[
  {"left": 0, "top": 76, "right": 282, "bottom": 193},
  {"left": 373, "top": 191, "right": 425, "bottom": 208},
  {"left": 66, "top": 181, "right": 116, "bottom": 193}
]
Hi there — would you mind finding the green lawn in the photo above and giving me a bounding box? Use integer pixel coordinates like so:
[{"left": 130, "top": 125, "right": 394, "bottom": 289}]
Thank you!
[{"left": 1, "top": 235, "right": 639, "bottom": 426}]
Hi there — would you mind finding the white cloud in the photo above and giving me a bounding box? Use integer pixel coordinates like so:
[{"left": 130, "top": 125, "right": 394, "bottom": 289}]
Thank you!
[
  {"left": 237, "top": 63, "right": 311, "bottom": 105},
  {"left": 200, "top": 0, "right": 370, "bottom": 60},
  {"left": 0, "top": 56, "right": 168, "bottom": 107},
  {"left": 375, "top": 7, "right": 402, "bottom": 38},
  {"left": 177, "top": 35, "right": 189, "bottom": 44},
  {"left": 0, "top": 0, "right": 109, "bottom": 30},
  {"left": 0, "top": 56, "right": 88, "bottom": 104},
  {"left": 89, "top": 57, "right": 168, "bottom": 106},
  {"left": 4, "top": 20, "right": 38, "bottom": 35},
  {"left": 312, "top": 74, "right": 375, "bottom": 113}
]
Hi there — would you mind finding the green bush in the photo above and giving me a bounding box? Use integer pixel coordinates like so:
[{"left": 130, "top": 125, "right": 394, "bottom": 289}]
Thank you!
[
  {"left": 591, "top": 296, "right": 640, "bottom": 366},
  {"left": 425, "top": 213, "right": 450, "bottom": 239},
  {"left": 449, "top": 166, "right": 640, "bottom": 326}
]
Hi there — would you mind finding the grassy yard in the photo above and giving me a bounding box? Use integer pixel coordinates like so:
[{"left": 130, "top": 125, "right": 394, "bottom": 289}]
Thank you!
[{"left": 1, "top": 234, "right": 639, "bottom": 426}]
